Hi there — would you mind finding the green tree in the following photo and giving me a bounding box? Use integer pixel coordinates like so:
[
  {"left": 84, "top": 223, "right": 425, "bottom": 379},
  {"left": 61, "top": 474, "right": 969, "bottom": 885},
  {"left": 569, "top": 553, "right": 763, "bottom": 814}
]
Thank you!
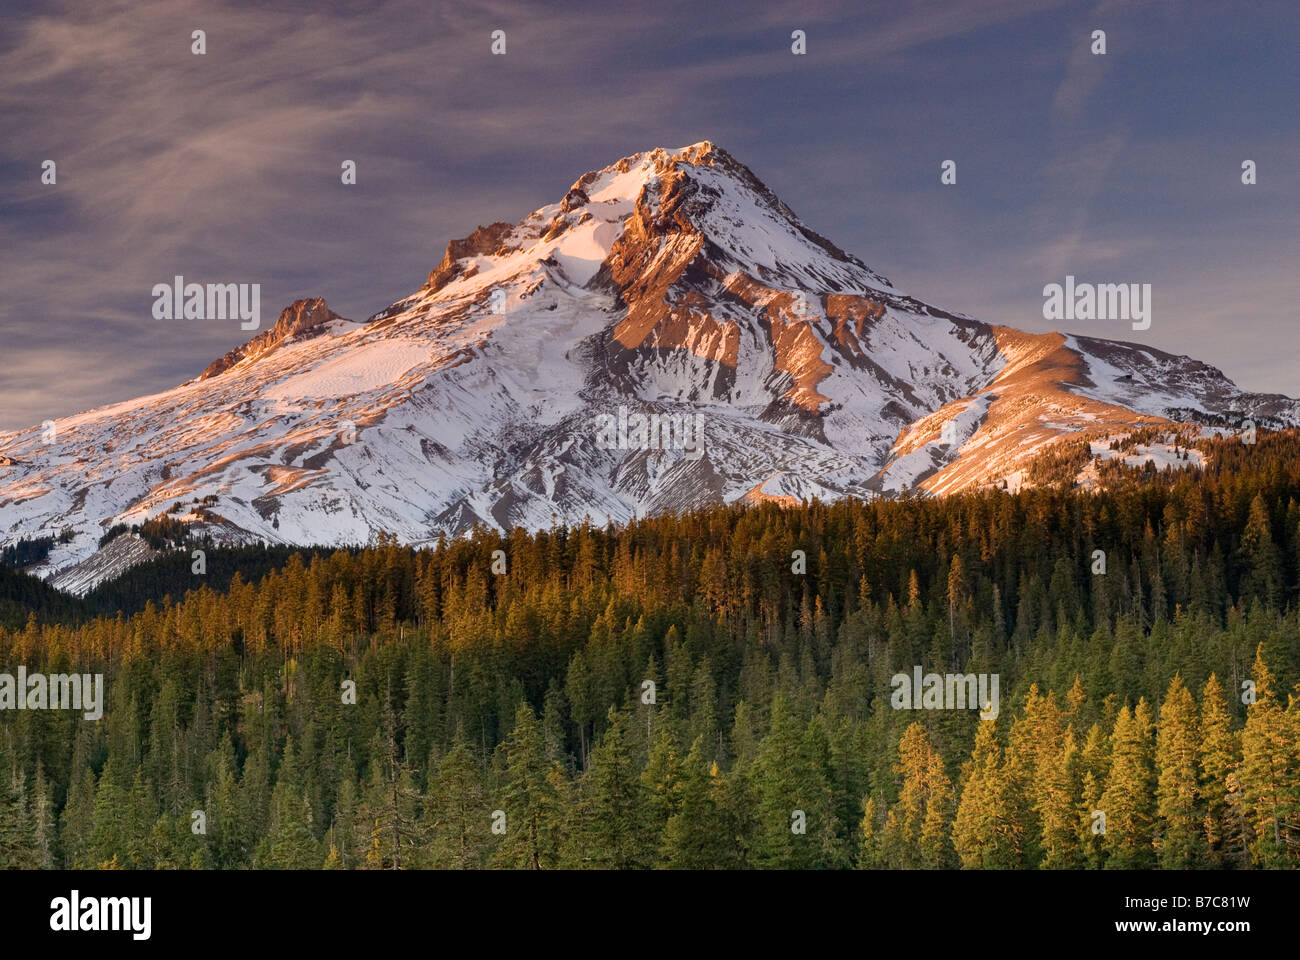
[
  {"left": 1240, "top": 645, "right": 1297, "bottom": 865},
  {"left": 881, "top": 722, "right": 953, "bottom": 868},
  {"left": 494, "top": 702, "right": 562, "bottom": 869},
  {"left": 0, "top": 760, "right": 38, "bottom": 869},
  {"left": 424, "top": 732, "right": 488, "bottom": 869},
  {"left": 1238, "top": 495, "right": 1283, "bottom": 606},
  {"left": 1100, "top": 701, "right": 1156, "bottom": 868},
  {"left": 952, "top": 713, "right": 1021, "bottom": 868},
  {"left": 259, "top": 737, "right": 321, "bottom": 869},
  {"left": 1198, "top": 674, "right": 1248, "bottom": 867},
  {"left": 578, "top": 707, "right": 653, "bottom": 869},
  {"left": 749, "top": 697, "right": 838, "bottom": 868},
  {"left": 661, "top": 737, "right": 730, "bottom": 869},
  {"left": 1154, "top": 675, "right": 1201, "bottom": 868}
]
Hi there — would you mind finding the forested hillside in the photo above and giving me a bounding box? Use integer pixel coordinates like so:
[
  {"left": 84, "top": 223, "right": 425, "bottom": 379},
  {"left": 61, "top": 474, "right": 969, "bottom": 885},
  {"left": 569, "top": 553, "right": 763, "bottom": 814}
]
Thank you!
[{"left": 1, "top": 431, "right": 1299, "bottom": 869}]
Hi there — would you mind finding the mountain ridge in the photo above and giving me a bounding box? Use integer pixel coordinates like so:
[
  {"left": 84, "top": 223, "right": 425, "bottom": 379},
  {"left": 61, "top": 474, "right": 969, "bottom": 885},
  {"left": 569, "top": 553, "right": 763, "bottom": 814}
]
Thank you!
[{"left": 2, "top": 140, "right": 1296, "bottom": 593}]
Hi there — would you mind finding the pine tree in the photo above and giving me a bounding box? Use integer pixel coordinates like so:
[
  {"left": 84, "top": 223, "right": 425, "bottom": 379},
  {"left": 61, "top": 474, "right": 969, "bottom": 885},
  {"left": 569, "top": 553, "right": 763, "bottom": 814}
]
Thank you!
[
  {"left": 1240, "top": 645, "right": 1297, "bottom": 865},
  {"left": 89, "top": 759, "right": 129, "bottom": 868},
  {"left": 0, "top": 757, "right": 38, "bottom": 869},
  {"left": 59, "top": 755, "right": 97, "bottom": 869},
  {"left": 661, "top": 737, "right": 729, "bottom": 868},
  {"left": 1099, "top": 701, "right": 1156, "bottom": 868},
  {"left": 1198, "top": 673, "right": 1248, "bottom": 867},
  {"left": 259, "top": 737, "right": 321, "bottom": 869},
  {"left": 31, "top": 766, "right": 55, "bottom": 869},
  {"left": 641, "top": 723, "right": 685, "bottom": 846},
  {"left": 1154, "top": 674, "right": 1201, "bottom": 868},
  {"left": 749, "top": 697, "right": 837, "bottom": 868},
  {"left": 687, "top": 658, "right": 719, "bottom": 762},
  {"left": 123, "top": 768, "right": 157, "bottom": 869},
  {"left": 579, "top": 707, "right": 653, "bottom": 869},
  {"left": 1034, "top": 709, "right": 1080, "bottom": 869},
  {"left": 1239, "top": 495, "right": 1283, "bottom": 606},
  {"left": 209, "top": 740, "right": 249, "bottom": 869},
  {"left": 856, "top": 792, "right": 885, "bottom": 869},
  {"left": 920, "top": 746, "right": 955, "bottom": 868},
  {"left": 327, "top": 771, "right": 361, "bottom": 870},
  {"left": 1002, "top": 686, "right": 1050, "bottom": 868},
  {"left": 494, "top": 702, "right": 562, "bottom": 869},
  {"left": 362, "top": 694, "right": 424, "bottom": 869},
  {"left": 881, "top": 722, "right": 952, "bottom": 868},
  {"left": 952, "top": 713, "right": 1020, "bottom": 868},
  {"left": 566, "top": 651, "right": 596, "bottom": 770},
  {"left": 424, "top": 731, "right": 488, "bottom": 869}
]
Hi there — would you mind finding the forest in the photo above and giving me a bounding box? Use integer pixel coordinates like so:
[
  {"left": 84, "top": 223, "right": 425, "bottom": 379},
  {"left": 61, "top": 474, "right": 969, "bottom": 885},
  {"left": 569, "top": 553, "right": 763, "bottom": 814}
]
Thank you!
[{"left": 0, "top": 429, "right": 1297, "bottom": 869}]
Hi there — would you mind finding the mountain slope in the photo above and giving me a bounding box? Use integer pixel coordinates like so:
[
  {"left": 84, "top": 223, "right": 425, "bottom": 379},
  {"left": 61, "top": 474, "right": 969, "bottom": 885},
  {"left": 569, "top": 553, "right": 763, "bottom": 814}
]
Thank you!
[{"left": 2, "top": 141, "right": 1296, "bottom": 592}]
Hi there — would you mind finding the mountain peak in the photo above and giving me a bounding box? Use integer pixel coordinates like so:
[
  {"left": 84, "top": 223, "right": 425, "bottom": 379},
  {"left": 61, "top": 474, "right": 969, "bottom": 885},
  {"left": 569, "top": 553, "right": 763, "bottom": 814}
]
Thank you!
[
  {"left": 199, "top": 296, "right": 346, "bottom": 380},
  {"left": 401, "top": 141, "right": 892, "bottom": 318},
  {"left": 419, "top": 144, "right": 730, "bottom": 298}
]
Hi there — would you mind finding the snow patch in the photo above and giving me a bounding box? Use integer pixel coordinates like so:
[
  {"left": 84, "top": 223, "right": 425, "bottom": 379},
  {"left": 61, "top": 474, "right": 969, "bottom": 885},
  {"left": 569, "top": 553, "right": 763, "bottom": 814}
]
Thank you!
[{"left": 265, "top": 339, "right": 431, "bottom": 400}]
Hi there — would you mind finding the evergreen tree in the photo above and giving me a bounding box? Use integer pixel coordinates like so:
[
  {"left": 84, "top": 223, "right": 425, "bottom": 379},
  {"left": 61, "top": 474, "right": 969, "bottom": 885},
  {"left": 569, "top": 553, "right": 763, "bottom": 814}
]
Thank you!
[
  {"left": 661, "top": 737, "right": 729, "bottom": 869},
  {"left": 0, "top": 758, "right": 38, "bottom": 868},
  {"left": 952, "top": 714, "right": 1020, "bottom": 868},
  {"left": 494, "top": 702, "right": 562, "bottom": 869},
  {"left": 259, "top": 737, "right": 321, "bottom": 869},
  {"left": 579, "top": 707, "right": 653, "bottom": 869},
  {"left": 1198, "top": 674, "right": 1248, "bottom": 867},
  {"left": 1240, "top": 645, "right": 1297, "bottom": 865},
  {"left": 749, "top": 697, "right": 837, "bottom": 868},
  {"left": 424, "top": 731, "right": 488, "bottom": 869},
  {"left": 1154, "top": 675, "right": 1201, "bottom": 868},
  {"left": 881, "top": 722, "right": 952, "bottom": 868},
  {"left": 1034, "top": 709, "right": 1080, "bottom": 869},
  {"left": 89, "top": 760, "right": 129, "bottom": 869},
  {"left": 1239, "top": 495, "right": 1283, "bottom": 607},
  {"left": 1099, "top": 701, "right": 1156, "bottom": 868},
  {"left": 856, "top": 792, "right": 885, "bottom": 869}
]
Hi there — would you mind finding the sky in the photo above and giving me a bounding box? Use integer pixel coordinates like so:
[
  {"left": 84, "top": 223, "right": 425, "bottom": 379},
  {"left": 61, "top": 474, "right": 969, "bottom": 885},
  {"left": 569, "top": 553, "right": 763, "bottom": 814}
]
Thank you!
[{"left": 2, "top": 0, "right": 1297, "bottom": 431}]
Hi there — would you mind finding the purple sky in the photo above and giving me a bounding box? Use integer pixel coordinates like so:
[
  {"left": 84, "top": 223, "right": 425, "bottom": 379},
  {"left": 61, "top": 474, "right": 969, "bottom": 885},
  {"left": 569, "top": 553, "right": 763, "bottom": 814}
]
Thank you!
[{"left": 2, "top": 0, "right": 1297, "bottom": 430}]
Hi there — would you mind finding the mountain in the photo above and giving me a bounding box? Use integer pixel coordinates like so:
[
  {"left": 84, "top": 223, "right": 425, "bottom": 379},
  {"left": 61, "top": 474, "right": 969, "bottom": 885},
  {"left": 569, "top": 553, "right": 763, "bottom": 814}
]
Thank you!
[{"left": 2, "top": 141, "right": 1297, "bottom": 593}]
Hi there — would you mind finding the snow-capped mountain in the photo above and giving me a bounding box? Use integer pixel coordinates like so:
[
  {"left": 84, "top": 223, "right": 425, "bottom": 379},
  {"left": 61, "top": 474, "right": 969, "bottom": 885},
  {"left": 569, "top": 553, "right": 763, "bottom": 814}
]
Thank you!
[{"left": 2, "top": 141, "right": 1297, "bottom": 593}]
